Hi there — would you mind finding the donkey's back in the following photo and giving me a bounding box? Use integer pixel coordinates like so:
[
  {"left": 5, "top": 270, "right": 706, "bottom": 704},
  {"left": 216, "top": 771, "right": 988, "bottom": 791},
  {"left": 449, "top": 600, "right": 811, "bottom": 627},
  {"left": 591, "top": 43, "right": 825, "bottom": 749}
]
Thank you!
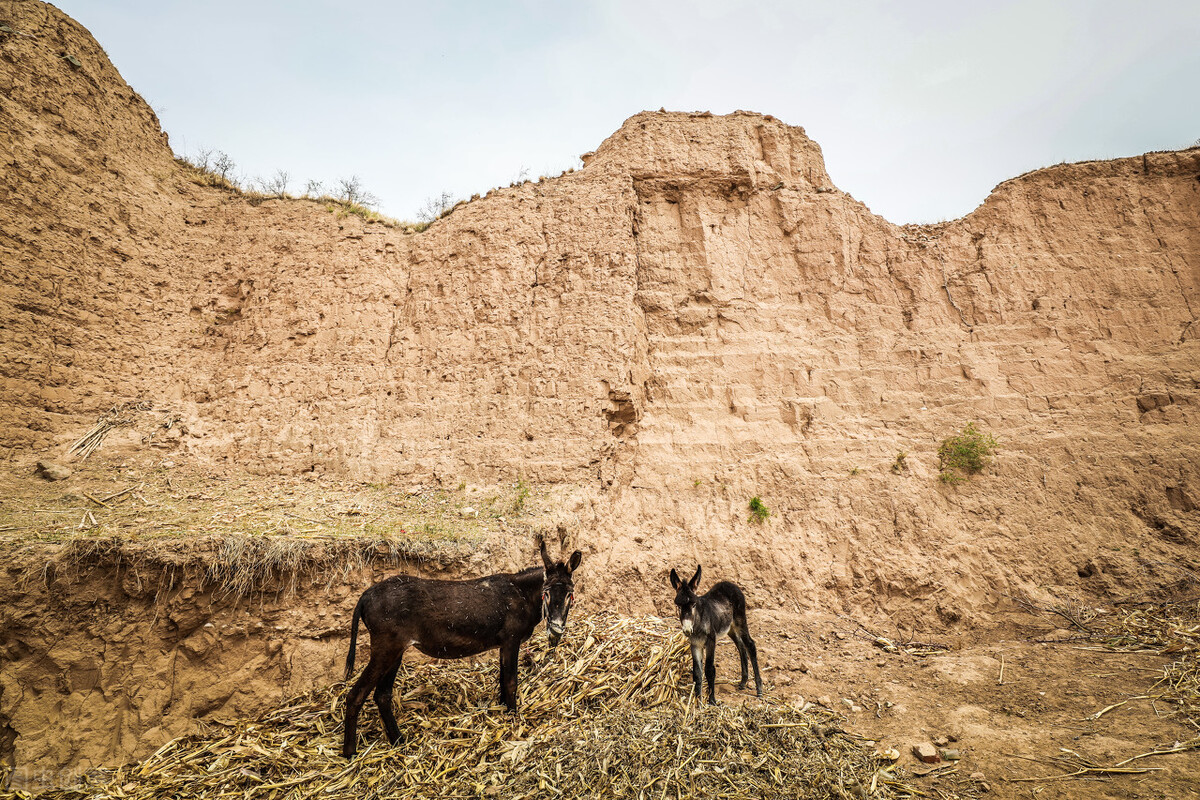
[
  {"left": 704, "top": 581, "right": 748, "bottom": 616},
  {"left": 349, "top": 569, "right": 540, "bottom": 670}
]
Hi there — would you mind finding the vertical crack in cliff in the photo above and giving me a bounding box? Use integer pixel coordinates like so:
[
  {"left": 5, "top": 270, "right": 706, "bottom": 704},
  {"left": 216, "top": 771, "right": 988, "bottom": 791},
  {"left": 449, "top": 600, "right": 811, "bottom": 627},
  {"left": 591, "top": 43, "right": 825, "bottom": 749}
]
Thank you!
[
  {"left": 383, "top": 270, "right": 410, "bottom": 364},
  {"left": 938, "top": 256, "right": 972, "bottom": 329}
]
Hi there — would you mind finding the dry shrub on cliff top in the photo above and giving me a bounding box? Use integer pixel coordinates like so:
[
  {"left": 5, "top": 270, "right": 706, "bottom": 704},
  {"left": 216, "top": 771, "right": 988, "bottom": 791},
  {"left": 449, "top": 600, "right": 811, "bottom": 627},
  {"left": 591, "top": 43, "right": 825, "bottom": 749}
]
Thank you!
[{"left": 25, "top": 614, "right": 926, "bottom": 800}]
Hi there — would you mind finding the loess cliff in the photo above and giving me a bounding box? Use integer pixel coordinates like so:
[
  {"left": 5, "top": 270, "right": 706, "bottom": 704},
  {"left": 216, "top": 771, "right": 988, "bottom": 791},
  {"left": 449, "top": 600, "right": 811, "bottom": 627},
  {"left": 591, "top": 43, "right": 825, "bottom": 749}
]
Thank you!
[
  {"left": 3, "top": 5, "right": 1199, "bottom": 629},
  {"left": 3, "top": 1, "right": 1200, "bottom": 787}
]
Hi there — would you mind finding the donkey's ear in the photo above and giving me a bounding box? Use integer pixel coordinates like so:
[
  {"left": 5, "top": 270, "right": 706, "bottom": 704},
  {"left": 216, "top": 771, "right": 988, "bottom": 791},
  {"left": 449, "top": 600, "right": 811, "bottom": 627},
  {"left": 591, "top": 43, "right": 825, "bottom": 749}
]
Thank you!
[
  {"left": 540, "top": 539, "right": 554, "bottom": 570},
  {"left": 568, "top": 550, "right": 582, "bottom": 572},
  {"left": 688, "top": 565, "right": 702, "bottom": 590},
  {"left": 669, "top": 568, "right": 681, "bottom": 589}
]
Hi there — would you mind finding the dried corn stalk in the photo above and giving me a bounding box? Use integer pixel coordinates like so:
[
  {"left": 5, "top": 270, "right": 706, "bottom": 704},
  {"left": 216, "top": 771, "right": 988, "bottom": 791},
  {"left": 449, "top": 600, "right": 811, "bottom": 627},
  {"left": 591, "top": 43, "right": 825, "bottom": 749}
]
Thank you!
[{"left": 27, "top": 614, "right": 918, "bottom": 800}]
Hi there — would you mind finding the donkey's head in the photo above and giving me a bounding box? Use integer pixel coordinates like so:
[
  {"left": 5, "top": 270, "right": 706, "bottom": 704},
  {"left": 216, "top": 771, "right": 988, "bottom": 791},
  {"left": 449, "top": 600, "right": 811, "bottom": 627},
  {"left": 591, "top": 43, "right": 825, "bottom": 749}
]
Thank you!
[
  {"left": 541, "top": 541, "right": 582, "bottom": 648},
  {"left": 668, "top": 565, "right": 703, "bottom": 635}
]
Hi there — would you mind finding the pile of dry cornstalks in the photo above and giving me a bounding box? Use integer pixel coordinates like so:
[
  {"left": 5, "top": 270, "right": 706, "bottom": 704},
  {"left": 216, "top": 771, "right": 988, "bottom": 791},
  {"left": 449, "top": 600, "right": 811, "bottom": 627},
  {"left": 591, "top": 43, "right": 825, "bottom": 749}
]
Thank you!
[
  {"left": 1099, "top": 599, "right": 1200, "bottom": 728},
  {"left": 26, "top": 614, "right": 918, "bottom": 799}
]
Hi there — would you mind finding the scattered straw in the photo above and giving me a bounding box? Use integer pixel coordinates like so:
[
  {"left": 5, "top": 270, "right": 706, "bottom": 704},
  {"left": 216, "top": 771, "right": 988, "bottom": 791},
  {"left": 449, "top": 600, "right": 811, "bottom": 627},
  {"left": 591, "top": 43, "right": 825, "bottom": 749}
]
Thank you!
[
  {"left": 22, "top": 614, "right": 919, "bottom": 800},
  {"left": 1010, "top": 747, "right": 1161, "bottom": 782},
  {"left": 1095, "top": 599, "right": 1200, "bottom": 729}
]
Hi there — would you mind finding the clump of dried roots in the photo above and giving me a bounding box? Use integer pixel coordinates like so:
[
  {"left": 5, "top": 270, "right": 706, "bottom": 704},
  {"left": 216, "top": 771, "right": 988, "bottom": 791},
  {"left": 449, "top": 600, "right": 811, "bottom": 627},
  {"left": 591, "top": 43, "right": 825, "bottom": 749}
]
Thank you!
[{"left": 27, "top": 614, "right": 920, "bottom": 800}]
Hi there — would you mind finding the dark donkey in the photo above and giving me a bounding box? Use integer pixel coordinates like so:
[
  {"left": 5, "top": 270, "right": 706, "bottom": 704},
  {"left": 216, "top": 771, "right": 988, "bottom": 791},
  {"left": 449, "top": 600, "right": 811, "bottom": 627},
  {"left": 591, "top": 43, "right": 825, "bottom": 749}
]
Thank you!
[
  {"left": 668, "top": 565, "right": 762, "bottom": 704},
  {"left": 342, "top": 542, "right": 582, "bottom": 758}
]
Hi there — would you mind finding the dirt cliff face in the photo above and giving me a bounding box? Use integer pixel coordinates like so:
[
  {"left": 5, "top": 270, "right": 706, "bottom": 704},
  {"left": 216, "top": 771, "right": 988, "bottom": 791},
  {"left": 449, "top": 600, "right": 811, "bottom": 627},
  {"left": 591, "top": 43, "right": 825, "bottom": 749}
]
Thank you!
[
  {"left": 3, "top": 1, "right": 1200, "bottom": 790},
  {"left": 3, "top": 4, "right": 1199, "bottom": 619},
  {"left": 0, "top": 548, "right": 357, "bottom": 786}
]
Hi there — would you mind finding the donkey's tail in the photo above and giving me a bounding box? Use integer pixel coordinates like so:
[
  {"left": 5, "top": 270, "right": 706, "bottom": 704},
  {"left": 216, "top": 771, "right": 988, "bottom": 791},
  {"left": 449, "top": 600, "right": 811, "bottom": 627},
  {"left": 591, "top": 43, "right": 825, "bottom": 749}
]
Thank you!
[{"left": 344, "top": 596, "right": 364, "bottom": 680}]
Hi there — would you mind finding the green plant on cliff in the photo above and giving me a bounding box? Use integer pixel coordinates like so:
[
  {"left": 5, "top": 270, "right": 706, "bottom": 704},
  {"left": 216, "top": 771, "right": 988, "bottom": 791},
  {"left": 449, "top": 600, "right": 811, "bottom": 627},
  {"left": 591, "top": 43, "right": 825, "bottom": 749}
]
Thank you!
[
  {"left": 937, "top": 423, "right": 998, "bottom": 484},
  {"left": 509, "top": 478, "right": 531, "bottom": 515},
  {"left": 748, "top": 496, "right": 770, "bottom": 524}
]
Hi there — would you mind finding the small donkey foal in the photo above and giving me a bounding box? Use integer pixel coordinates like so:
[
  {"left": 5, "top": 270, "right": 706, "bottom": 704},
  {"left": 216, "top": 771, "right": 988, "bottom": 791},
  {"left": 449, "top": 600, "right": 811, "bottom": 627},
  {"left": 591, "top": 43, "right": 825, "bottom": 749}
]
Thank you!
[{"left": 669, "top": 565, "right": 762, "bottom": 704}]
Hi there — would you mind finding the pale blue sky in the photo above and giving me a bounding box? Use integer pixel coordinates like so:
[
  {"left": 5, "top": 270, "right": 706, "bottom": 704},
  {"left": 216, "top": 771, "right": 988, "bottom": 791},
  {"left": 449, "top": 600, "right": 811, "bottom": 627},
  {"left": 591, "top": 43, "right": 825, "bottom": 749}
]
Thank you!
[{"left": 59, "top": 1, "right": 1200, "bottom": 224}]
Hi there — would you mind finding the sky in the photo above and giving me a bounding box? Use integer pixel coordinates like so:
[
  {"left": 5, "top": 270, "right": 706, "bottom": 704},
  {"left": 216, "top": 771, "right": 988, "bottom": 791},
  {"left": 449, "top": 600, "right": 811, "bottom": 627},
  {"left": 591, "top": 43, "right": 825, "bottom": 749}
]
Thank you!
[{"left": 58, "top": 0, "right": 1200, "bottom": 224}]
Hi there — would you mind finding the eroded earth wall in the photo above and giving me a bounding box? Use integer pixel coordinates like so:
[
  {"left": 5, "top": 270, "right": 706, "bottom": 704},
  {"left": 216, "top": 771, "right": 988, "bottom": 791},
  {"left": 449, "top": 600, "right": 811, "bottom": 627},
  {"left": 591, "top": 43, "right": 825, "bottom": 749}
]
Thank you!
[
  {"left": 3, "top": 0, "right": 1200, "bottom": 787},
  {"left": 3, "top": 3, "right": 1199, "bottom": 633}
]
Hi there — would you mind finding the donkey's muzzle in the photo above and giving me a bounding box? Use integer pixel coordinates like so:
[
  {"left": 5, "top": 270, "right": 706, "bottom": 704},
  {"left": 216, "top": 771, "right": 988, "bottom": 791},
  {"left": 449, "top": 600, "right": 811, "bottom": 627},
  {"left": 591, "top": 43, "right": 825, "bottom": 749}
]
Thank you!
[{"left": 547, "top": 621, "right": 565, "bottom": 648}]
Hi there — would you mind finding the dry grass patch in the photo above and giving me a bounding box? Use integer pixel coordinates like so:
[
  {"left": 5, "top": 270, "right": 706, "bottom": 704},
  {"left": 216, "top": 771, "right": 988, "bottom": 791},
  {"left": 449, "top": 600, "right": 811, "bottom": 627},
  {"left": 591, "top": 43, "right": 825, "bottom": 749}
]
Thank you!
[{"left": 0, "top": 462, "right": 509, "bottom": 598}]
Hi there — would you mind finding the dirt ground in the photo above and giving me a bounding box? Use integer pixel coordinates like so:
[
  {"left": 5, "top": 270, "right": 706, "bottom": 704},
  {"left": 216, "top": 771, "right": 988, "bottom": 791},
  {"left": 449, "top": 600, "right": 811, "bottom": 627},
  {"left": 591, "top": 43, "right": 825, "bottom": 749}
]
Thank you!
[{"left": 716, "top": 608, "right": 1200, "bottom": 800}]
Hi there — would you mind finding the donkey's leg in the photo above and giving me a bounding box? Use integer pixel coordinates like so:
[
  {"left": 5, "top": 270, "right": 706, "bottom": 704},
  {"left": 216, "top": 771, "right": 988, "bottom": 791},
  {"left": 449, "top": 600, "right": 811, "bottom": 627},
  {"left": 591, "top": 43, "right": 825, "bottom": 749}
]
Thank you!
[
  {"left": 704, "top": 634, "right": 718, "bottom": 705},
  {"left": 499, "top": 638, "right": 522, "bottom": 712},
  {"left": 373, "top": 650, "right": 405, "bottom": 744},
  {"left": 730, "top": 626, "right": 750, "bottom": 691},
  {"left": 342, "top": 651, "right": 390, "bottom": 758},
  {"left": 742, "top": 628, "right": 763, "bottom": 697},
  {"left": 689, "top": 640, "right": 704, "bottom": 699}
]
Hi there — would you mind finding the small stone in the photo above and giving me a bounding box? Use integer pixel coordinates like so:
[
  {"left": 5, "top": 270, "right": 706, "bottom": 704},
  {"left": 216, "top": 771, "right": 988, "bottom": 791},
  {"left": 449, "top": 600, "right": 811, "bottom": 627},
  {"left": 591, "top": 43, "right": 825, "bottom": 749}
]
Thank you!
[
  {"left": 458, "top": 506, "right": 477, "bottom": 517},
  {"left": 932, "top": 736, "right": 950, "bottom": 747},
  {"left": 833, "top": 630, "right": 847, "bottom": 640},
  {"left": 850, "top": 704, "right": 863, "bottom": 712},
  {"left": 35, "top": 461, "right": 71, "bottom": 481},
  {"left": 817, "top": 695, "right": 833, "bottom": 708},
  {"left": 876, "top": 747, "right": 900, "bottom": 762},
  {"left": 969, "top": 772, "right": 985, "bottom": 780},
  {"left": 940, "top": 748, "right": 961, "bottom": 761},
  {"left": 912, "top": 743, "right": 940, "bottom": 763},
  {"left": 797, "top": 661, "right": 810, "bottom": 673}
]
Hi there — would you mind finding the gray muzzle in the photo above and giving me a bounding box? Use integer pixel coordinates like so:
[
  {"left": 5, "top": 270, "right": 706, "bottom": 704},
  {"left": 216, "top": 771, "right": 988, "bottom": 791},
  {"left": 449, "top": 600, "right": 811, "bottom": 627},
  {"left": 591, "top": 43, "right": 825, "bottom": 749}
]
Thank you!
[{"left": 547, "top": 620, "right": 565, "bottom": 648}]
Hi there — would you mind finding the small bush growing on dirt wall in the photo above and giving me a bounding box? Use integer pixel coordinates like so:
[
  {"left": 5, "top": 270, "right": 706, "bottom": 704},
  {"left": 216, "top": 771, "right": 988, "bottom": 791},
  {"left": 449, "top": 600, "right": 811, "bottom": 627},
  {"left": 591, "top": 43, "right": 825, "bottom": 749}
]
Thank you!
[
  {"left": 938, "top": 422, "right": 998, "bottom": 484},
  {"left": 748, "top": 496, "right": 770, "bottom": 524}
]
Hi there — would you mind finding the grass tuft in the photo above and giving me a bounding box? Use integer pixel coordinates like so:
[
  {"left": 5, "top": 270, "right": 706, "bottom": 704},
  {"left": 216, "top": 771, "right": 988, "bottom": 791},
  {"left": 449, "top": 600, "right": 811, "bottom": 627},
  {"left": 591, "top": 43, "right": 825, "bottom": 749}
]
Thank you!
[
  {"left": 748, "top": 496, "right": 770, "bottom": 524},
  {"left": 937, "top": 423, "right": 998, "bottom": 484}
]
